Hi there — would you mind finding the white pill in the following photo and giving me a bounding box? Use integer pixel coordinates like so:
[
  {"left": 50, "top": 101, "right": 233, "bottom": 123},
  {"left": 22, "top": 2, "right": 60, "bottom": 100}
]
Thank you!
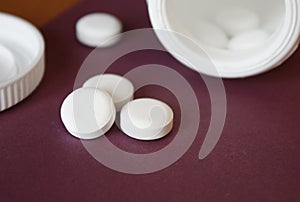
[
  {"left": 83, "top": 74, "right": 134, "bottom": 112},
  {"left": 228, "top": 29, "right": 269, "bottom": 51},
  {"left": 192, "top": 20, "right": 229, "bottom": 49},
  {"left": 215, "top": 6, "right": 260, "bottom": 37},
  {"left": 60, "top": 88, "right": 116, "bottom": 139},
  {"left": 120, "top": 98, "right": 174, "bottom": 141},
  {"left": 76, "top": 13, "right": 122, "bottom": 47}
]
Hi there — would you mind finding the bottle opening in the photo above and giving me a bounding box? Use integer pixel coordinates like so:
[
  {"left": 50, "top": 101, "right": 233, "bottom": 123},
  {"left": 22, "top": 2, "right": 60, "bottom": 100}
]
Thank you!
[{"left": 148, "top": 0, "right": 299, "bottom": 78}]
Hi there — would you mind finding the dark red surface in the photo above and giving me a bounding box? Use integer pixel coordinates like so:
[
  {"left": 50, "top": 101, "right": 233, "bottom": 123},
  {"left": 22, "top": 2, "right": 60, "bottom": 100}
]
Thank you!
[{"left": 0, "top": 0, "right": 299, "bottom": 201}]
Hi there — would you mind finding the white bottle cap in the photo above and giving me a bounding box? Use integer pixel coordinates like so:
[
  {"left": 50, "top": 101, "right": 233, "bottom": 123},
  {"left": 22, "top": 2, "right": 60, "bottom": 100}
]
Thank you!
[
  {"left": 76, "top": 13, "right": 122, "bottom": 48},
  {"left": 120, "top": 98, "right": 174, "bottom": 141},
  {"left": 0, "top": 44, "right": 18, "bottom": 82},
  {"left": 83, "top": 74, "right": 134, "bottom": 112},
  {"left": 0, "top": 13, "right": 45, "bottom": 112},
  {"left": 60, "top": 88, "right": 116, "bottom": 139}
]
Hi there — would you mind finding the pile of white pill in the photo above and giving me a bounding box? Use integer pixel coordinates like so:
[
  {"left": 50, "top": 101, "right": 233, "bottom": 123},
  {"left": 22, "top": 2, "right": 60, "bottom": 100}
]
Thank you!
[
  {"left": 68, "top": 8, "right": 267, "bottom": 139},
  {"left": 192, "top": 6, "right": 269, "bottom": 51},
  {"left": 71, "top": 13, "right": 176, "bottom": 140},
  {"left": 60, "top": 74, "right": 174, "bottom": 140}
]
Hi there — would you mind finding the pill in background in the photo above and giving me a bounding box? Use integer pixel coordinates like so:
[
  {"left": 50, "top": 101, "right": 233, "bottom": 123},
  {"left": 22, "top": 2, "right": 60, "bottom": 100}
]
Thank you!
[
  {"left": 83, "top": 74, "right": 134, "bottom": 112},
  {"left": 192, "top": 20, "right": 229, "bottom": 49},
  {"left": 76, "top": 13, "right": 122, "bottom": 48},
  {"left": 228, "top": 29, "right": 269, "bottom": 51},
  {"left": 215, "top": 6, "right": 260, "bottom": 37}
]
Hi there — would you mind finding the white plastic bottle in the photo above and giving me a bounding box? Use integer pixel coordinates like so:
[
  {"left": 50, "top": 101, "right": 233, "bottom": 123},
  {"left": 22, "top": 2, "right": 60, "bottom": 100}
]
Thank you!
[{"left": 147, "top": 0, "right": 300, "bottom": 78}]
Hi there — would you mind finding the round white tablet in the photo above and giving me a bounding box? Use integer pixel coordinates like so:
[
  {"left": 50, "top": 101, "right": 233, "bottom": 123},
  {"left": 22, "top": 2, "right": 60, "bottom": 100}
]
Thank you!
[
  {"left": 192, "top": 20, "right": 229, "bottom": 49},
  {"left": 120, "top": 98, "right": 174, "bottom": 141},
  {"left": 228, "top": 29, "right": 269, "bottom": 51},
  {"left": 83, "top": 74, "right": 134, "bottom": 112},
  {"left": 215, "top": 6, "right": 260, "bottom": 37},
  {"left": 76, "top": 13, "right": 122, "bottom": 47},
  {"left": 60, "top": 88, "right": 116, "bottom": 139}
]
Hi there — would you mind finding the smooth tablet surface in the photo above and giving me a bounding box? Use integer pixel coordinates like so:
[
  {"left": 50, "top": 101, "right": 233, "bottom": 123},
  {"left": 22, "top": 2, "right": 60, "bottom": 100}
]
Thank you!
[
  {"left": 83, "top": 74, "right": 134, "bottom": 112},
  {"left": 192, "top": 20, "right": 229, "bottom": 49},
  {"left": 228, "top": 29, "right": 269, "bottom": 51},
  {"left": 60, "top": 88, "right": 116, "bottom": 139},
  {"left": 76, "top": 13, "right": 122, "bottom": 47},
  {"left": 0, "top": 44, "right": 17, "bottom": 83},
  {"left": 120, "top": 98, "right": 174, "bottom": 141},
  {"left": 215, "top": 6, "right": 260, "bottom": 37}
]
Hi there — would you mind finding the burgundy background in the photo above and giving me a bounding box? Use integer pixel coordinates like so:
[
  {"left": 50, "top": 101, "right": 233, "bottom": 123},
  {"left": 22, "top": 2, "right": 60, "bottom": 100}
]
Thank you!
[{"left": 0, "top": 0, "right": 299, "bottom": 201}]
